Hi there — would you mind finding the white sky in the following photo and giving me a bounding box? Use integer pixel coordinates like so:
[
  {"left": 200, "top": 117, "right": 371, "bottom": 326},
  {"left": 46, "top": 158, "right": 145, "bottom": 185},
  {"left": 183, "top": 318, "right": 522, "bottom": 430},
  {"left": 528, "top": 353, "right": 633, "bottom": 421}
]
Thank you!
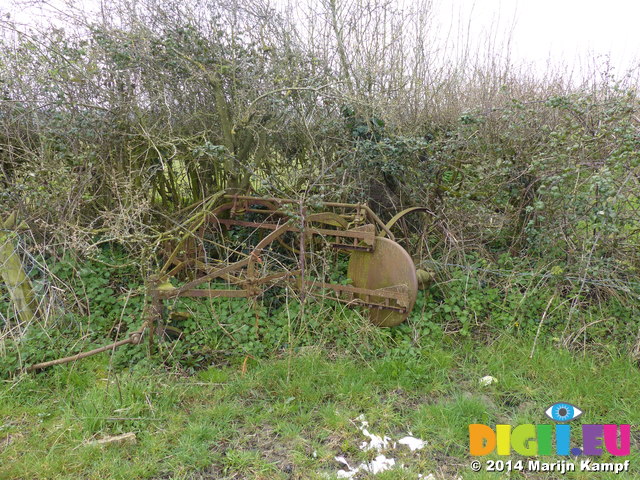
[{"left": 439, "top": 0, "right": 640, "bottom": 79}]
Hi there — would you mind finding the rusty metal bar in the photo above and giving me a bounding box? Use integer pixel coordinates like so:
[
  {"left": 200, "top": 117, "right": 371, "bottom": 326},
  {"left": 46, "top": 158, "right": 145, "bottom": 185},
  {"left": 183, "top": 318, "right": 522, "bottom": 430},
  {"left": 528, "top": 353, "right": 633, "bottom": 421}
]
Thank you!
[
  {"left": 158, "top": 288, "right": 251, "bottom": 299},
  {"left": 313, "top": 293, "right": 407, "bottom": 313},
  {"left": 216, "top": 218, "right": 375, "bottom": 242},
  {"left": 313, "top": 282, "right": 409, "bottom": 308},
  {"left": 243, "top": 269, "right": 301, "bottom": 286},
  {"left": 177, "top": 257, "right": 251, "bottom": 293}
]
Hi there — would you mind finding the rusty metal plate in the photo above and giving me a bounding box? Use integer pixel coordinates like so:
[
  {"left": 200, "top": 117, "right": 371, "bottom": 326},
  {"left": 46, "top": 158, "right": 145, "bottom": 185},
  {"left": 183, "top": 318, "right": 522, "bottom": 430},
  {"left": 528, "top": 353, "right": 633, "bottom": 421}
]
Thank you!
[{"left": 347, "top": 237, "right": 418, "bottom": 327}]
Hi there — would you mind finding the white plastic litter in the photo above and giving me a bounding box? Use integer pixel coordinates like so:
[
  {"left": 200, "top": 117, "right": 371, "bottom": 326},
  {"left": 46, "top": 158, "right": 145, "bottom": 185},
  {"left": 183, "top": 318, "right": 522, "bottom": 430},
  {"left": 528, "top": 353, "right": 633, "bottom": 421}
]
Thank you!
[
  {"left": 332, "top": 415, "right": 429, "bottom": 478},
  {"left": 479, "top": 375, "right": 497, "bottom": 386},
  {"left": 360, "top": 428, "right": 391, "bottom": 452},
  {"left": 335, "top": 456, "right": 357, "bottom": 478},
  {"left": 366, "top": 455, "right": 396, "bottom": 474},
  {"left": 336, "top": 470, "right": 358, "bottom": 478},
  {"left": 336, "top": 469, "right": 357, "bottom": 479},
  {"left": 355, "top": 415, "right": 392, "bottom": 452},
  {"left": 398, "top": 436, "right": 427, "bottom": 451},
  {"left": 356, "top": 414, "right": 369, "bottom": 427},
  {"left": 335, "top": 454, "right": 396, "bottom": 478}
]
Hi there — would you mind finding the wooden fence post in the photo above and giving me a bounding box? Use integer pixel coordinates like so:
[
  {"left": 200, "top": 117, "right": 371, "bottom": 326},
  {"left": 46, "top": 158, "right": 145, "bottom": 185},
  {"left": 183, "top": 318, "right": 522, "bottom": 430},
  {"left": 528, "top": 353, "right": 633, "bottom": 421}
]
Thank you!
[{"left": 0, "top": 212, "right": 40, "bottom": 326}]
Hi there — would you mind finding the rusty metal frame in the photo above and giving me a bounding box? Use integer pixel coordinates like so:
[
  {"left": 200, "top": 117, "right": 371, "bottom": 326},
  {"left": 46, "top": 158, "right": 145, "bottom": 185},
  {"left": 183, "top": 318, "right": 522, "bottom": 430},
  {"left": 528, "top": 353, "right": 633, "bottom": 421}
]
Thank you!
[
  {"left": 25, "top": 195, "right": 423, "bottom": 371},
  {"left": 146, "top": 195, "right": 412, "bottom": 346}
]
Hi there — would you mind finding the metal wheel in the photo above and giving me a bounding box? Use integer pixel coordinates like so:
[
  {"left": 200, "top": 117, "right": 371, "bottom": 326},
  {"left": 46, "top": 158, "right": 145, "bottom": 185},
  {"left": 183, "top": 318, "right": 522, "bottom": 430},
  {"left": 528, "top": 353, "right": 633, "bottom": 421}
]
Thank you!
[{"left": 347, "top": 237, "right": 418, "bottom": 327}]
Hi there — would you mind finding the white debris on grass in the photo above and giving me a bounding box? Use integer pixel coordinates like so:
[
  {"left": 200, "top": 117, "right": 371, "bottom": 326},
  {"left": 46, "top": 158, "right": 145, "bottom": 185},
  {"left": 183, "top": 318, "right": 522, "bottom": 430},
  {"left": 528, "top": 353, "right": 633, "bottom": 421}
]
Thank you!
[
  {"left": 479, "top": 375, "right": 497, "bottom": 386},
  {"left": 333, "top": 415, "right": 429, "bottom": 478},
  {"left": 335, "top": 454, "right": 396, "bottom": 478},
  {"left": 335, "top": 456, "right": 358, "bottom": 479},
  {"left": 336, "top": 469, "right": 357, "bottom": 479},
  {"left": 356, "top": 414, "right": 391, "bottom": 452},
  {"left": 366, "top": 455, "right": 396, "bottom": 474},
  {"left": 398, "top": 436, "right": 427, "bottom": 451},
  {"left": 356, "top": 414, "right": 368, "bottom": 426},
  {"left": 360, "top": 428, "right": 392, "bottom": 451}
]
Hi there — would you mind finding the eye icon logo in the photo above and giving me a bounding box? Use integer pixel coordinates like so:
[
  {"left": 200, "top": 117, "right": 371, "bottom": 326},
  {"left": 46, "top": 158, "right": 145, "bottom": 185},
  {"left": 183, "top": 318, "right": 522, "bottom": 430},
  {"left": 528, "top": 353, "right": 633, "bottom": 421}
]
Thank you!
[{"left": 545, "top": 402, "right": 583, "bottom": 422}]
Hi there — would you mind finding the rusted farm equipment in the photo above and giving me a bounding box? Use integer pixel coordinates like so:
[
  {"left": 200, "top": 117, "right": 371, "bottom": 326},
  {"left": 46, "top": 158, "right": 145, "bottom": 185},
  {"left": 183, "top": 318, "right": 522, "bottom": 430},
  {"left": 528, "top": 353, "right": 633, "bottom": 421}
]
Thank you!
[{"left": 27, "top": 195, "right": 430, "bottom": 371}]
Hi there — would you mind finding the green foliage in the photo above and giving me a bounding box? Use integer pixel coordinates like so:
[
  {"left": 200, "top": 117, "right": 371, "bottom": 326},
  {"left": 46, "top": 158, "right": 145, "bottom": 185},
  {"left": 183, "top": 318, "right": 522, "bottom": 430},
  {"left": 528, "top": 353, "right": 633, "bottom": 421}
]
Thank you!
[
  {"left": 0, "top": 247, "right": 145, "bottom": 376},
  {"left": 49, "top": 247, "right": 145, "bottom": 333},
  {"left": 5, "top": 247, "right": 640, "bottom": 378},
  {"left": 4, "top": 225, "right": 640, "bottom": 379}
]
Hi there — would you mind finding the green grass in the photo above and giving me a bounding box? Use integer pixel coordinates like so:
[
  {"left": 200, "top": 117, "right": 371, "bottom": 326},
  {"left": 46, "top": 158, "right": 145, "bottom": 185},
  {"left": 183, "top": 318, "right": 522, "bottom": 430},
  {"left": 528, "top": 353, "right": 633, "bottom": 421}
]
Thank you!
[{"left": 1, "top": 337, "right": 639, "bottom": 479}]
